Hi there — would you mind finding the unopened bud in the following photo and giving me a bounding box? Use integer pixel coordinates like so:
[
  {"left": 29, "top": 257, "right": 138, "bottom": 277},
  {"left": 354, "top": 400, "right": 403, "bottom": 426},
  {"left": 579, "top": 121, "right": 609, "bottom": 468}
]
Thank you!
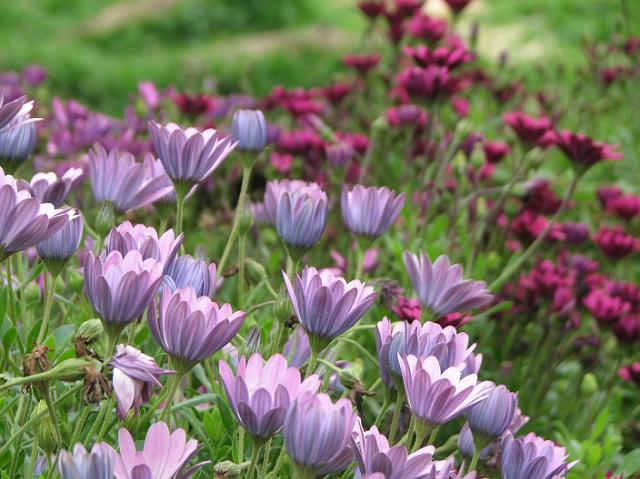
[
  {"left": 239, "top": 327, "right": 261, "bottom": 358},
  {"left": 95, "top": 201, "right": 115, "bottom": 238},
  {"left": 244, "top": 258, "right": 267, "bottom": 286},
  {"left": 76, "top": 319, "right": 103, "bottom": 344},
  {"left": 68, "top": 270, "right": 84, "bottom": 293},
  {"left": 238, "top": 210, "right": 253, "bottom": 236},
  {"left": 25, "top": 282, "right": 42, "bottom": 302},
  {"left": 214, "top": 460, "right": 242, "bottom": 478},
  {"left": 274, "top": 296, "right": 293, "bottom": 322},
  {"left": 52, "top": 358, "right": 93, "bottom": 382},
  {"left": 32, "top": 400, "right": 58, "bottom": 453},
  {"left": 580, "top": 372, "right": 598, "bottom": 397}
]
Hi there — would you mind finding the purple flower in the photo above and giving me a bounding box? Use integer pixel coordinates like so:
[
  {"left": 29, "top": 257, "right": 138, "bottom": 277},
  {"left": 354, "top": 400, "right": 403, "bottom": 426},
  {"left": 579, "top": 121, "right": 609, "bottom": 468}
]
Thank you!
[
  {"left": 284, "top": 392, "right": 356, "bottom": 477},
  {"left": 467, "top": 384, "right": 518, "bottom": 440},
  {"left": 231, "top": 109, "right": 268, "bottom": 152},
  {"left": 399, "top": 355, "right": 494, "bottom": 425},
  {"left": 112, "top": 422, "right": 203, "bottom": 479},
  {"left": 0, "top": 167, "right": 71, "bottom": 261},
  {"left": 89, "top": 146, "right": 173, "bottom": 213},
  {"left": 375, "top": 317, "right": 403, "bottom": 389},
  {"left": 263, "top": 180, "right": 324, "bottom": 224},
  {"left": 148, "top": 287, "right": 245, "bottom": 367},
  {"left": 0, "top": 97, "right": 39, "bottom": 171},
  {"left": 164, "top": 254, "right": 218, "bottom": 297},
  {"left": 37, "top": 210, "right": 83, "bottom": 270},
  {"left": 148, "top": 121, "right": 236, "bottom": 185},
  {"left": 351, "top": 420, "right": 436, "bottom": 479},
  {"left": 0, "top": 95, "right": 29, "bottom": 130},
  {"left": 219, "top": 353, "right": 320, "bottom": 441},
  {"left": 501, "top": 433, "right": 577, "bottom": 479},
  {"left": 341, "top": 185, "right": 405, "bottom": 237},
  {"left": 284, "top": 266, "right": 376, "bottom": 348},
  {"left": 58, "top": 443, "right": 115, "bottom": 479},
  {"left": 403, "top": 252, "right": 493, "bottom": 315},
  {"left": 276, "top": 184, "right": 328, "bottom": 250},
  {"left": 283, "top": 326, "right": 311, "bottom": 368},
  {"left": 83, "top": 250, "right": 164, "bottom": 328},
  {"left": 111, "top": 344, "right": 175, "bottom": 420},
  {"left": 26, "top": 168, "right": 83, "bottom": 207}
]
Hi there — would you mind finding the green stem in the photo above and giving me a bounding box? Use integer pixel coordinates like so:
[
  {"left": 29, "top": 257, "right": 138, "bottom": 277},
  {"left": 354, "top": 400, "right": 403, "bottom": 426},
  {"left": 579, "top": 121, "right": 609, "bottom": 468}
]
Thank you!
[
  {"left": 69, "top": 406, "right": 92, "bottom": 447},
  {"left": 238, "top": 428, "right": 245, "bottom": 466},
  {"left": 27, "top": 434, "right": 39, "bottom": 479},
  {"left": 388, "top": 393, "right": 404, "bottom": 443},
  {"left": 426, "top": 425, "right": 440, "bottom": 446},
  {"left": 272, "top": 443, "right": 288, "bottom": 477},
  {"left": 37, "top": 272, "right": 56, "bottom": 344},
  {"left": 238, "top": 233, "right": 247, "bottom": 309},
  {"left": 354, "top": 240, "right": 364, "bottom": 279},
  {"left": 374, "top": 394, "right": 390, "bottom": 424},
  {"left": 5, "top": 257, "right": 14, "bottom": 321},
  {"left": 42, "top": 387, "right": 63, "bottom": 447},
  {"left": 218, "top": 165, "right": 252, "bottom": 278},
  {"left": 305, "top": 348, "right": 318, "bottom": 379},
  {"left": 83, "top": 400, "right": 108, "bottom": 444},
  {"left": 159, "top": 372, "right": 183, "bottom": 424},
  {"left": 260, "top": 439, "right": 272, "bottom": 478},
  {"left": 469, "top": 448, "right": 481, "bottom": 472},
  {"left": 246, "top": 442, "right": 262, "bottom": 479},
  {"left": 175, "top": 187, "right": 186, "bottom": 236},
  {"left": 95, "top": 397, "right": 115, "bottom": 442}
]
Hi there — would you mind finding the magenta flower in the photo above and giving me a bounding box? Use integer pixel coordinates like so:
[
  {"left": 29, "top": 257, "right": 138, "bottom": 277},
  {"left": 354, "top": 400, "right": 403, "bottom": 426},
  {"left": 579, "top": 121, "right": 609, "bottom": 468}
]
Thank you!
[
  {"left": 403, "top": 251, "right": 493, "bottom": 316},
  {"left": 386, "top": 104, "right": 427, "bottom": 128},
  {"left": 444, "top": 0, "right": 473, "bottom": 13},
  {"left": 399, "top": 355, "right": 494, "bottom": 425},
  {"left": 112, "top": 422, "right": 203, "bottom": 479},
  {"left": 352, "top": 420, "right": 436, "bottom": 479},
  {"left": 26, "top": 168, "right": 83, "bottom": 207},
  {"left": 164, "top": 254, "right": 218, "bottom": 297},
  {"left": 619, "top": 362, "right": 640, "bottom": 386},
  {"left": 503, "top": 112, "right": 553, "bottom": 146},
  {"left": 275, "top": 184, "right": 328, "bottom": 250},
  {"left": 404, "top": 45, "right": 473, "bottom": 71},
  {"left": 83, "top": 250, "right": 164, "bottom": 328},
  {"left": 219, "top": 353, "right": 320, "bottom": 441},
  {"left": 583, "top": 290, "right": 631, "bottom": 324},
  {"left": 341, "top": 185, "right": 405, "bottom": 237},
  {"left": 111, "top": 344, "right": 175, "bottom": 420},
  {"left": 542, "top": 130, "right": 623, "bottom": 172},
  {"left": 501, "top": 433, "right": 577, "bottom": 479},
  {"left": 0, "top": 167, "right": 71, "bottom": 262},
  {"left": 407, "top": 14, "right": 448, "bottom": 42},
  {"left": 284, "top": 392, "right": 356, "bottom": 477},
  {"left": 593, "top": 226, "right": 638, "bottom": 260},
  {"left": 397, "top": 66, "right": 466, "bottom": 103},
  {"left": 343, "top": 54, "right": 382, "bottom": 75},
  {"left": 607, "top": 194, "right": 640, "bottom": 221},
  {"left": 284, "top": 266, "right": 376, "bottom": 349},
  {"left": 483, "top": 141, "right": 510, "bottom": 163},
  {"left": 148, "top": 121, "right": 236, "bottom": 186},
  {"left": 148, "top": 287, "right": 245, "bottom": 367},
  {"left": 58, "top": 443, "right": 115, "bottom": 479}
]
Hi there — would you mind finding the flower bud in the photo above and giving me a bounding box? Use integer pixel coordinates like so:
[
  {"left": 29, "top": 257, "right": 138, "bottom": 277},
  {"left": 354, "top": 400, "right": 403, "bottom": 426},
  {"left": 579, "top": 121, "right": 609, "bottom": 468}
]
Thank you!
[
  {"left": 467, "top": 384, "right": 517, "bottom": 440},
  {"left": 25, "top": 282, "right": 42, "bottom": 302},
  {"left": 238, "top": 210, "right": 253, "bottom": 236},
  {"left": 580, "top": 372, "right": 598, "bottom": 397},
  {"left": 244, "top": 258, "right": 267, "bottom": 286},
  {"left": 68, "top": 270, "right": 85, "bottom": 293},
  {"left": 239, "top": 326, "right": 261, "bottom": 358},
  {"left": 95, "top": 201, "right": 115, "bottom": 238},
  {"left": 52, "top": 358, "right": 93, "bottom": 382},
  {"left": 76, "top": 319, "right": 104, "bottom": 345},
  {"left": 274, "top": 296, "right": 293, "bottom": 321},
  {"left": 0, "top": 121, "right": 37, "bottom": 173},
  {"left": 214, "top": 460, "right": 242, "bottom": 478},
  {"left": 32, "top": 400, "right": 58, "bottom": 454},
  {"left": 232, "top": 109, "right": 267, "bottom": 153}
]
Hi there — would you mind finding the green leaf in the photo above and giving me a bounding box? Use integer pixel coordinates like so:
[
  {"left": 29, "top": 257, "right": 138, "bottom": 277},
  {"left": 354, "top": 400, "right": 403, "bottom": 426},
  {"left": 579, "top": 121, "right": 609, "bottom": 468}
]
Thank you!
[
  {"left": 2, "top": 326, "right": 17, "bottom": 354},
  {"left": 216, "top": 395, "right": 237, "bottom": 437},
  {"left": 591, "top": 408, "right": 609, "bottom": 440},
  {"left": 614, "top": 448, "right": 640, "bottom": 476},
  {"left": 0, "top": 287, "right": 7, "bottom": 330}
]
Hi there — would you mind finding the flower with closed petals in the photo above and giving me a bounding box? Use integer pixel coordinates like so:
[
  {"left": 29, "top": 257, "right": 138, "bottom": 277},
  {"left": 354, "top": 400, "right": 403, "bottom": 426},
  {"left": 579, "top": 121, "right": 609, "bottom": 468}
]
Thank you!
[
  {"left": 26, "top": 168, "right": 83, "bottom": 207},
  {"left": 341, "top": 185, "right": 405, "bottom": 237},
  {"left": 399, "top": 355, "right": 494, "bottom": 426},
  {"left": 593, "top": 226, "right": 638, "bottom": 260},
  {"left": 164, "top": 254, "right": 218, "bottom": 297},
  {"left": 149, "top": 287, "right": 245, "bottom": 368},
  {"left": 501, "top": 433, "right": 577, "bottom": 479},
  {"left": 219, "top": 353, "right": 320, "bottom": 442},
  {"left": 444, "top": 0, "right": 473, "bottom": 13},
  {"left": 397, "top": 66, "right": 466, "bottom": 103},
  {"left": 276, "top": 185, "right": 328, "bottom": 251},
  {"left": 503, "top": 112, "right": 552, "bottom": 146},
  {"left": 232, "top": 109, "right": 268, "bottom": 152},
  {"left": 0, "top": 97, "right": 39, "bottom": 172},
  {"left": 284, "top": 392, "right": 356, "bottom": 477},
  {"left": 0, "top": 167, "right": 71, "bottom": 262},
  {"left": 83, "top": 250, "right": 164, "bottom": 329},
  {"left": 284, "top": 266, "right": 376, "bottom": 350},
  {"left": 111, "top": 344, "right": 174, "bottom": 420},
  {"left": 467, "top": 384, "right": 518, "bottom": 440},
  {"left": 263, "top": 179, "right": 322, "bottom": 224},
  {"left": 111, "top": 422, "right": 203, "bottom": 479},
  {"left": 583, "top": 289, "right": 631, "bottom": 324},
  {"left": 37, "top": 210, "right": 83, "bottom": 273},
  {"left": 541, "top": 130, "right": 622, "bottom": 172},
  {"left": 403, "top": 251, "right": 493, "bottom": 316},
  {"left": 58, "top": 442, "right": 115, "bottom": 479},
  {"left": 351, "top": 420, "right": 436, "bottom": 479},
  {"left": 148, "top": 121, "right": 236, "bottom": 186}
]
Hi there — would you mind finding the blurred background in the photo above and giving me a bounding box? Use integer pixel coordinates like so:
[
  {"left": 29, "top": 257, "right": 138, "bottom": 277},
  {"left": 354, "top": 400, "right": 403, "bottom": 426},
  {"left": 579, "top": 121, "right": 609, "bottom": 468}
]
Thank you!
[{"left": 1, "top": 0, "right": 636, "bottom": 115}]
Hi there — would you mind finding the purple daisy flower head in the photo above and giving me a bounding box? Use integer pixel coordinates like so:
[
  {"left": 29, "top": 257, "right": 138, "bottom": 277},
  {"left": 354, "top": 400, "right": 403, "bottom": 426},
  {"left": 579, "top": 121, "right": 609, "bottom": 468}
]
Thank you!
[
  {"left": 58, "top": 442, "right": 116, "bottom": 479},
  {"left": 351, "top": 419, "right": 436, "bottom": 479},
  {"left": 0, "top": 95, "right": 30, "bottom": 130},
  {"left": 37, "top": 209, "right": 83, "bottom": 273},
  {"left": 375, "top": 317, "right": 404, "bottom": 389},
  {"left": 88, "top": 146, "right": 174, "bottom": 213},
  {"left": 399, "top": 354, "right": 494, "bottom": 426},
  {"left": 148, "top": 286, "right": 245, "bottom": 368},
  {"left": 284, "top": 392, "right": 356, "bottom": 477},
  {"left": 467, "top": 384, "right": 518, "bottom": 440},
  {"left": 164, "top": 253, "right": 218, "bottom": 298},
  {"left": 83, "top": 250, "right": 164, "bottom": 329},
  {"left": 341, "top": 185, "right": 405, "bottom": 237},
  {"left": 283, "top": 326, "right": 311, "bottom": 369},
  {"left": 0, "top": 167, "right": 71, "bottom": 262},
  {"left": 219, "top": 352, "right": 321, "bottom": 442},
  {"left": 284, "top": 266, "right": 376, "bottom": 350},
  {"left": 111, "top": 344, "right": 175, "bottom": 420},
  {"left": 105, "top": 221, "right": 183, "bottom": 271},
  {"left": 501, "top": 433, "right": 577, "bottom": 479},
  {"left": 148, "top": 121, "right": 236, "bottom": 186},
  {"left": 263, "top": 179, "right": 323, "bottom": 224},
  {"left": 112, "top": 422, "right": 204, "bottom": 479},
  {"left": 231, "top": 108, "right": 268, "bottom": 152},
  {"left": 276, "top": 185, "right": 328, "bottom": 251},
  {"left": 0, "top": 97, "right": 40, "bottom": 172},
  {"left": 26, "top": 167, "right": 83, "bottom": 207},
  {"left": 403, "top": 251, "right": 493, "bottom": 316}
]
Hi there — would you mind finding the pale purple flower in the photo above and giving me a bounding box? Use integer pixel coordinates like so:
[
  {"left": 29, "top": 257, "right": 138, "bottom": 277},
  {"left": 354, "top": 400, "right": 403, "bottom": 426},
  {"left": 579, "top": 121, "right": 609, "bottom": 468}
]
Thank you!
[
  {"left": 375, "top": 317, "right": 403, "bottom": 389},
  {"left": 459, "top": 407, "right": 529, "bottom": 460},
  {"left": 219, "top": 353, "right": 320, "bottom": 441},
  {"left": 284, "top": 392, "right": 356, "bottom": 476},
  {"left": 231, "top": 109, "right": 268, "bottom": 152},
  {"left": 58, "top": 443, "right": 115, "bottom": 479},
  {"left": 341, "top": 185, "right": 405, "bottom": 237},
  {"left": 501, "top": 433, "right": 577, "bottom": 479},
  {"left": 284, "top": 266, "right": 376, "bottom": 348},
  {"left": 0, "top": 97, "right": 39, "bottom": 170},
  {"left": 276, "top": 186, "right": 328, "bottom": 250},
  {"left": 26, "top": 168, "right": 83, "bottom": 207},
  {"left": 148, "top": 121, "right": 236, "bottom": 185},
  {"left": 88, "top": 146, "right": 173, "bottom": 213},
  {"left": 148, "top": 287, "right": 245, "bottom": 367},
  {"left": 0, "top": 95, "right": 29, "bottom": 130},
  {"left": 37, "top": 210, "right": 83, "bottom": 267},
  {"left": 399, "top": 355, "right": 494, "bottom": 425},
  {"left": 111, "top": 344, "right": 175, "bottom": 420},
  {"left": 83, "top": 250, "right": 164, "bottom": 327},
  {"left": 0, "top": 167, "right": 71, "bottom": 261},
  {"left": 284, "top": 326, "right": 311, "bottom": 369},
  {"left": 403, "top": 252, "right": 493, "bottom": 315},
  {"left": 351, "top": 419, "right": 436, "bottom": 479},
  {"left": 164, "top": 254, "right": 218, "bottom": 297},
  {"left": 263, "top": 179, "right": 323, "bottom": 224},
  {"left": 112, "top": 422, "right": 203, "bottom": 479},
  {"left": 467, "top": 384, "right": 518, "bottom": 440}
]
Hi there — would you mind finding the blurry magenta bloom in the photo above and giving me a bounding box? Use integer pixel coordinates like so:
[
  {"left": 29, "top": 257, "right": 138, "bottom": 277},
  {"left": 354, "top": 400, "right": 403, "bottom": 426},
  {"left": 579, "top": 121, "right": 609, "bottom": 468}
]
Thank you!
[
  {"left": 403, "top": 251, "right": 493, "bottom": 315},
  {"left": 503, "top": 112, "right": 552, "bottom": 146},
  {"left": 399, "top": 355, "right": 493, "bottom": 425},
  {"left": 444, "top": 0, "right": 473, "bottom": 13},
  {"left": 111, "top": 344, "right": 174, "bottom": 420},
  {"left": 483, "top": 141, "right": 510, "bottom": 163},
  {"left": 284, "top": 392, "right": 356, "bottom": 477},
  {"left": 593, "top": 226, "right": 638, "bottom": 260},
  {"left": 0, "top": 97, "right": 39, "bottom": 172},
  {"left": 26, "top": 168, "right": 83, "bottom": 207},
  {"left": 352, "top": 419, "right": 436, "bottom": 479},
  {"left": 164, "top": 254, "right": 218, "bottom": 297},
  {"left": 325, "top": 142, "right": 354, "bottom": 167},
  {"left": 37, "top": 210, "right": 83, "bottom": 273},
  {"left": 541, "top": 130, "right": 622, "bottom": 172},
  {"left": 583, "top": 289, "right": 630, "bottom": 324},
  {"left": 467, "top": 384, "right": 518, "bottom": 440},
  {"left": 112, "top": 422, "right": 203, "bottom": 479},
  {"left": 501, "top": 433, "right": 576, "bottom": 479},
  {"left": 148, "top": 121, "right": 236, "bottom": 185},
  {"left": 284, "top": 266, "right": 376, "bottom": 349},
  {"left": 83, "top": 250, "right": 164, "bottom": 328},
  {"left": 341, "top": 185, "right": 405, "bottom": 237},
  {"left": 88, "top": 146, "right": 173, "bottom": 213},
  {"left": 397, "top": 66, "right": 466, "bottom": 103},
  {"left": 22, "top": 65, "right": 48, "bottom": 86},
  {"left": 105, "top": 221, "right": 182, "bottom": 270},
  {"left": 149, "top": 287, "right": 245, "bottom": 368},
  {"left": 275, "top": 183, "right": 328, "bottom": 250},
  {"left": 231, "top": 109, "right": 267, "bottom": 152},
  {"left": 219, "top": 353, "right": 320, "bottom": 441},
  {"left": 58, "top": 443, "right": 115, "bottom": 479}
]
